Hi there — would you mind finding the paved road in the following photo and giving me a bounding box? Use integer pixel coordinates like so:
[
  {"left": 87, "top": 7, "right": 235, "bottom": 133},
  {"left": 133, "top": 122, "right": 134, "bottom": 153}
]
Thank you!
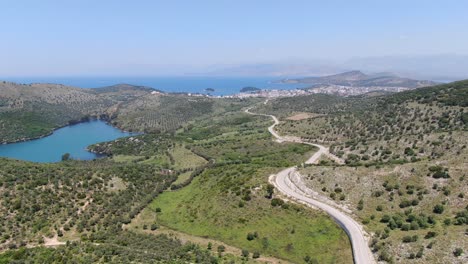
[{"left": 245, "top": 106, "right": 375, "bottom": 264}]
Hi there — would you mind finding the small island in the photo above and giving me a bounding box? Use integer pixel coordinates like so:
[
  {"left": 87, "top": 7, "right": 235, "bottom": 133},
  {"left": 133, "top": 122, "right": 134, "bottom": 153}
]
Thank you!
[
  {"left": 205, "top": 88, "right": 215, "bottom": 92},
  {"left": 240, "top": 86, "right": 261, "bottom": 93}
]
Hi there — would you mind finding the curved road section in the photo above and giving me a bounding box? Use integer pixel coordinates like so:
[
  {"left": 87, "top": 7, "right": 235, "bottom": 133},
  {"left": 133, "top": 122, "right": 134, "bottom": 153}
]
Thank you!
[{"left": 245, "top": 107, "right": 375, "bottom": 264}]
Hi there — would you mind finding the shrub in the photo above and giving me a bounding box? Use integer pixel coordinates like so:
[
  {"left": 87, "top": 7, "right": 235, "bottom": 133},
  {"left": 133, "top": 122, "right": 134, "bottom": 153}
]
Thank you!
[
  {"left": 401, "top": 223, "right": 410, "bottom": 231},
  {"left": 402, "top": 235, "right": 418, "bottom": 243},
  {"left": 399, "top": 200, "right": 412, "bottom": 208},
  {"left": 265, "top": 184, "right": 274, "bottom": 199},
  {"left": 61, "top": 153, "right": 71, "bottom": 161},
  {"left": 357, "top": 199, "right": 364, "bottom": 211},
  {"left": 424, "top": 231, "right": 437, "bottom": 239},
  {"left": 217, "top": 245, "right": 225, "bottom": 253},
  {"left": 453, "top": 248, "right": 463, "bottom": 257},
  {"left": 454, "top": 209, "right": 468, "bottom": 225},
  {"left": 410, "top": 221, "right": 420, "bottom": 230},
  {"left": 433, "top": 204, "right": 444, "bottom": 214},
  {"left": 381, "top": 215, "right": 391, "bottom": 223},
  {"left": 271, "top": 198, "right": 284, "bottom": 207}
]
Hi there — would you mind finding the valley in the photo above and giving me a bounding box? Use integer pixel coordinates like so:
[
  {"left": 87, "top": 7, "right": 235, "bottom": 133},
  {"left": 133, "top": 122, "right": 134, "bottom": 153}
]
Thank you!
[{"left": 0, "top": 79, "right": 466, "bottom": 263}]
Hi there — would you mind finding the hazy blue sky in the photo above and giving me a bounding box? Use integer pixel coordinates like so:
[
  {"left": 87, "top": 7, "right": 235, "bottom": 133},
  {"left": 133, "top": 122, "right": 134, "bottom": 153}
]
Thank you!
[{"left": 1, "top": 0, "right": 467, "bottom": 76}]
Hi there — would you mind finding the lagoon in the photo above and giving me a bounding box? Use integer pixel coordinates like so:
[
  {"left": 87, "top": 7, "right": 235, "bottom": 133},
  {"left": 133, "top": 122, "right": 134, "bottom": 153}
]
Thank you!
[{"left": 0, "top": 120, "right": 135, "bottom": 163}]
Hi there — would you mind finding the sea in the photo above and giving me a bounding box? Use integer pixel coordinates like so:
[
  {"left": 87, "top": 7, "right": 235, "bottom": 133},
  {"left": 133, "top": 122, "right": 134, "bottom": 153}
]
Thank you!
[{"left": 2, "top": 76, "right": 308, "bottom": 96}]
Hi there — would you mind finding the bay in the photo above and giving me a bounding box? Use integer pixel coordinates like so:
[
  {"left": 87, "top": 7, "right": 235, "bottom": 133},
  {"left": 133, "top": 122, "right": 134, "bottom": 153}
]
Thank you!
[{"left": 0, "top": 120, "right": 135, "bottom": 163}]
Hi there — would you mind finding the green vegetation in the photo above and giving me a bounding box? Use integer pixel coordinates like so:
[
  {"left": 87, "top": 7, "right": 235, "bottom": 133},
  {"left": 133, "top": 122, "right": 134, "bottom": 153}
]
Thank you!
[
  {"left": 0, "top": 237, "right": 218, "bottom": 263},
  {"left": 0, "top": 157, "right": 234, "bottom": 262},
  {"left": 0, "top": 158, "right": 176, "bottom": 249},
  {"left": 2, "top": 79, "right": 467, "bottom": 263},
  {"left": 260, "top": 80, "right": 468, "bottom": 165},
  {"left": 124, "top": 112, "right": 352, "bottom": 263},
  {"left": 0, "top": 82, "right": 149, "bottom": 143},
  {"left": 0, "top": 81, "right": 259, "bottom": 143},
  {"left": 268, "top": 80, "right": 468, "bottom": 263}
]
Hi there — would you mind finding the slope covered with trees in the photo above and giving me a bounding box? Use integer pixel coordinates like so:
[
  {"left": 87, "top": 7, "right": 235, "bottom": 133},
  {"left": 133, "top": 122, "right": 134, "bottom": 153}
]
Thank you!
[
  {"left": 0, "top": 81, "right": 258, "bottom": 143},
  {"left": 258, "top": 80, "right": 468, "bottom": 263}
]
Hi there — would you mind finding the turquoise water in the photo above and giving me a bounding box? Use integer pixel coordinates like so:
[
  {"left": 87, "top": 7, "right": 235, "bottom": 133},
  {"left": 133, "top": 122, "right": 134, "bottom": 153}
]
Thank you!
[{"left": 0, "top": 120, "right": 135, "bottom": 163}]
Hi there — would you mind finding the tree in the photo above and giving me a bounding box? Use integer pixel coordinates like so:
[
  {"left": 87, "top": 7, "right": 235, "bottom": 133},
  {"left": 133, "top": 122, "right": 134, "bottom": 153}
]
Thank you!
[
  {"left": 454, "top": 248, "right": 463, "bottom": 257},
  {"left": 241, "top": 249, "right": 249, "bottom": 258},
  {"left": 61, "top": 153, "right": 71, "bottom": 161}
]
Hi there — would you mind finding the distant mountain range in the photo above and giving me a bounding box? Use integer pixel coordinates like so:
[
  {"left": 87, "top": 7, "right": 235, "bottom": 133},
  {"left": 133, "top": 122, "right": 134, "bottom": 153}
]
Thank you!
[
  {"left": 199, "top": 63, "right": 342, "bottom": 77},
  {"left": 279, "top": 70, "right": 437, "bottom": 88},
  {"left": 194, "top": 55, "right": 468, "bottom": 81}
]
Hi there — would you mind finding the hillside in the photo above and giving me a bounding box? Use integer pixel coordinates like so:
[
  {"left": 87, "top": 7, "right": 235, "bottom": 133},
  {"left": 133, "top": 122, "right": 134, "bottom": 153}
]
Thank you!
[
  {"left": 0, "top": 82, "right": 150, "bottom": 143},
  {"left": 0, "top": 81, "right": 257, "bottom": 143},
  {"left": 0, "top": 104, "right": 353, "bottom": 263},
  {"left": 281, "top": 70, "right": 437, "bottom": 88},
  {"left": 1, "top": 80, "right": 466, "bottom": 263},
  {"left": 257, "top": 80, "right": 468, "bottom": 263}
]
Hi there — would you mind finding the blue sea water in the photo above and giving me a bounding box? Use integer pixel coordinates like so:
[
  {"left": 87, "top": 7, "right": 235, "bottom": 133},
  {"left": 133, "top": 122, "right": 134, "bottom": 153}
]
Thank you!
[
  {"left": 0, "top": 120, "right": 136, "bottom": 163},
  {"left": 2, "top": 76, "right": 306, "bottom": 96}
]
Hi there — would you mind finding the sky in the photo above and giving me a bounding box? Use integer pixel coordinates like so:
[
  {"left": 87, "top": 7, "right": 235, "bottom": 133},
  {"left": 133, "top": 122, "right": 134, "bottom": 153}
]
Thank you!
[{"left": 1, "top": 0, "right": 467, "bottom": 76}]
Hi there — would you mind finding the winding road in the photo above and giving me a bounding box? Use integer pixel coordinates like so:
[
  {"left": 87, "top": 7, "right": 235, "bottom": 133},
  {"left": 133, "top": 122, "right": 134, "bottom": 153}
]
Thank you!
[{"left": 245, "top": 107, "right": 375, "bottom": 264}]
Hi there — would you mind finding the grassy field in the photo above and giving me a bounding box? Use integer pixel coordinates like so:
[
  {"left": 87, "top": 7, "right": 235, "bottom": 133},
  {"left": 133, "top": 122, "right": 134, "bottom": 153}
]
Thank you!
[
  {"left": 143, "top": 171, "right": 352, "bottom": 263},
  {"left": 127, "top": 208, "right": 291, "bottom": 264}
]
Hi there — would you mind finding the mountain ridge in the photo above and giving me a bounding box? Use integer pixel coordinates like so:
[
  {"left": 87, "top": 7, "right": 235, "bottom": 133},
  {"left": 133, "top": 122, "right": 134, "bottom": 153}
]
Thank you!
[{"left": 279, "top": 70, "right": 438, "bottom": 88}]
